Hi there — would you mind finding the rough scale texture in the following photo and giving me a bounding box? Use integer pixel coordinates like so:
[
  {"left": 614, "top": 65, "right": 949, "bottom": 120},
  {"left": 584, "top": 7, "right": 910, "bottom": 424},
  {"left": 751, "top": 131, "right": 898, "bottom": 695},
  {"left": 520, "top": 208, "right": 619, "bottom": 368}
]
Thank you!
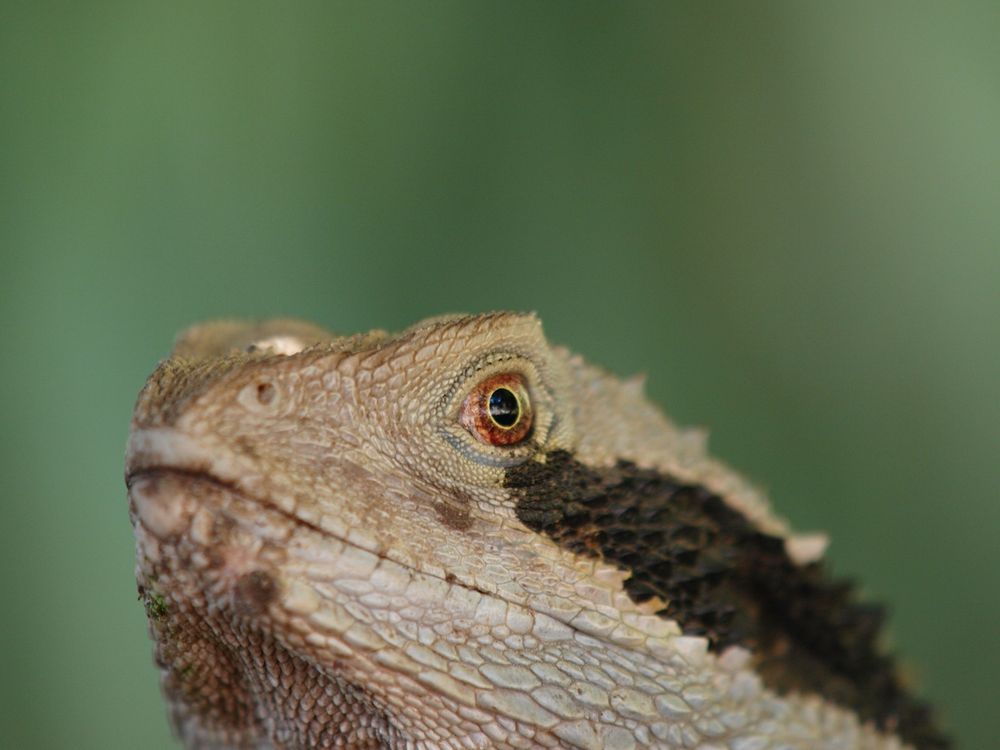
[{"left": 126, "top": 313, "right": 948, "bottom": 749}]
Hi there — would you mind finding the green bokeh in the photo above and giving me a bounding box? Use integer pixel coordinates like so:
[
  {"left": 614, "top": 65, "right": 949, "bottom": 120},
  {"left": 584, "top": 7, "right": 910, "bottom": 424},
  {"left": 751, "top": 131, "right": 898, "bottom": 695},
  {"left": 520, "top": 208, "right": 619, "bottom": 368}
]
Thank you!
[{"left": 2, "top": 2, "right": 997, "bottom": 747}]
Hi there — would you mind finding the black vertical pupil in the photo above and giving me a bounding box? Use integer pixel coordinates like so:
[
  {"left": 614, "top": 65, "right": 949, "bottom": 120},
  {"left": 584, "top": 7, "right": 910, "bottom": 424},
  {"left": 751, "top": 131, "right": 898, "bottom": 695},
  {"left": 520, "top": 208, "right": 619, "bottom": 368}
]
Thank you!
[{"left": 488, "top": 388, "right": 520, "bottom": 427}]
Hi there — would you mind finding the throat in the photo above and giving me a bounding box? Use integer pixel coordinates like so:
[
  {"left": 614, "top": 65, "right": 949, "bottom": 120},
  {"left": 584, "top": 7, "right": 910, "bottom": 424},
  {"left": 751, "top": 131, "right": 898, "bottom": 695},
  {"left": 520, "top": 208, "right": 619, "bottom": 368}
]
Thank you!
[
  {"left": 505, "top": 450, "right": 950, "bottom": 750},
  {"left": 150, "top": 598, "right": 395, "bottom": 749}
]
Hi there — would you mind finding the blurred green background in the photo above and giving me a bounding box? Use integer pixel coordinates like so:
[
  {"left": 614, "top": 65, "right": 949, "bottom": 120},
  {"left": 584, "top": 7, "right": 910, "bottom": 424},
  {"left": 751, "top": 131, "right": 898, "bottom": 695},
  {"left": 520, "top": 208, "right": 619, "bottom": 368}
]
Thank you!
[{"left": 2, "top": 2, "right": 997, "bottom": 748}]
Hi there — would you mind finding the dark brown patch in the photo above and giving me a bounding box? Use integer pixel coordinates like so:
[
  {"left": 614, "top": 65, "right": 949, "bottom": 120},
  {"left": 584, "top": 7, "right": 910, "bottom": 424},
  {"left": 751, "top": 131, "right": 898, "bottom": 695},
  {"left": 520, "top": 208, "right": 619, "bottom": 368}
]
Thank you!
[
  {"left": 407, "top": 484, "right": 474, "bottom": 531},
  {"left": 435, "top": 491, "right": 473, "bottom": 531},
  {"left": 506, "top": 451, "right": 949, "bottom": 750},
  {"left": 233, "top": 570, "right": 278, "bottom": 615},
  {"left": 436, "top": 500, "right": 472, "bottom": 531},
  {"left": 234, "top": 436, "right": 259, "bottom": 459}
]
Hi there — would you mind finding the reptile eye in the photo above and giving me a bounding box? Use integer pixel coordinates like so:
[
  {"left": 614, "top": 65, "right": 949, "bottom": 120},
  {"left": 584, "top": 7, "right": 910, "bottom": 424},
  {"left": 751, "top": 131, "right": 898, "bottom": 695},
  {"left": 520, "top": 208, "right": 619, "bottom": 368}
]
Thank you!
[{"left": 460, "top": 373, "right": 533, "bottom": 446}]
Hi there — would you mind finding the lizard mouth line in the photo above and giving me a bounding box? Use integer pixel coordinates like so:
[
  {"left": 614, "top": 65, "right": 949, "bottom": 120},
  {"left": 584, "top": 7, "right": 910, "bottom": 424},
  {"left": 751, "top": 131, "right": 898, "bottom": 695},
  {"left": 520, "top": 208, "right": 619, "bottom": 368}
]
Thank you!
[
  {"left": 127, "top": 464, "right": 330, "bottom": 538},
  {"left": 126, "top": 462, "right": 504, "bottom": 606},
  {"left": 126, "top": 424, "right": 335, "bottom": 541},
  {"left": 124, "top": 426, "right": 622, "bottom": 651}
]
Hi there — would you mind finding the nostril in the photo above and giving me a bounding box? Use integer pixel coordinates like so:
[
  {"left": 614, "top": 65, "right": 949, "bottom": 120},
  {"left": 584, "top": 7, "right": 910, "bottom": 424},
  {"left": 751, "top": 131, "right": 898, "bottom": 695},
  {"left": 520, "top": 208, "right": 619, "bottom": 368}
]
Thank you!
[
  {"left": 256, "top": 382, "right": 275, "bottom": 405},
  {"left": 237, "top": 380, "right": 279, "bottom": 412}
]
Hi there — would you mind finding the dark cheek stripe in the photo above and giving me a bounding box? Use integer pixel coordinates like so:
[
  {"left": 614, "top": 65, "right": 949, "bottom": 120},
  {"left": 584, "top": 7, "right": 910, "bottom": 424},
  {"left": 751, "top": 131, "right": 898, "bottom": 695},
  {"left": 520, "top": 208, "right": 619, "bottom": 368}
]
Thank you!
[{"left": 505, "top": 451, "right": 949, "bottom": 750}]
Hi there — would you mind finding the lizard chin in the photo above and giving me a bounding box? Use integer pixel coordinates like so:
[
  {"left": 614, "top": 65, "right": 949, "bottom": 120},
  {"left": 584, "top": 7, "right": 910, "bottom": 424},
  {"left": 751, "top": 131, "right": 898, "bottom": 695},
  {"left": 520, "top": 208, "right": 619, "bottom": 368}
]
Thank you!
[
  {"left": 125, "top": 430, "right": 553, "bottom": 748},
  {"left": 127, "top": 424, "right": 330, "bottom": 644},
  {"left": 127, "top": 464, "right": 408, "bottom": 747}
]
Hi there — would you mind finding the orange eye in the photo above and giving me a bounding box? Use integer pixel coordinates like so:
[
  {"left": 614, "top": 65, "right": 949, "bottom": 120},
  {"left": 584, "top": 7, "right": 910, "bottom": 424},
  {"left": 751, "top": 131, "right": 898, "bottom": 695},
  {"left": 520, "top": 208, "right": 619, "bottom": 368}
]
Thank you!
[{"left": 460, "top": 373, "right": 533, "bottom": 446}]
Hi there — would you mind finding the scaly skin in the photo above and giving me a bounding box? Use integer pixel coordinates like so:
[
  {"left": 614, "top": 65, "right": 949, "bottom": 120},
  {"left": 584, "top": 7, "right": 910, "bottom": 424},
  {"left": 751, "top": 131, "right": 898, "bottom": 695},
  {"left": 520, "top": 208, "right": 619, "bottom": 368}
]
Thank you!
[{"left": 126, "top": 313, "right": 946, "bottom": 749}]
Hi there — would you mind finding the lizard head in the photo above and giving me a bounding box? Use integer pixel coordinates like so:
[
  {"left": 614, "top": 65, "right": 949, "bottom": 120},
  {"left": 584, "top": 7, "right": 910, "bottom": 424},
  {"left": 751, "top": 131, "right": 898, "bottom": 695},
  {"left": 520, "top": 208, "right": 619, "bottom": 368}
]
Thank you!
[
  {"left": 127, "top": 313, "right": 583, "bottom": 605},
  {"left": 126, "top": 313, "right": 947, "bottom": 749}
]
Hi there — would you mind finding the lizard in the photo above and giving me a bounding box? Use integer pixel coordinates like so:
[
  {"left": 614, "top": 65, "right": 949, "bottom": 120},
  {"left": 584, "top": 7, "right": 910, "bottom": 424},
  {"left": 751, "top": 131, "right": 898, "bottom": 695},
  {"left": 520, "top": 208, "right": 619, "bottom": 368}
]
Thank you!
[{"left": 125, "top": 312, "right": 949, "bottom": 750}]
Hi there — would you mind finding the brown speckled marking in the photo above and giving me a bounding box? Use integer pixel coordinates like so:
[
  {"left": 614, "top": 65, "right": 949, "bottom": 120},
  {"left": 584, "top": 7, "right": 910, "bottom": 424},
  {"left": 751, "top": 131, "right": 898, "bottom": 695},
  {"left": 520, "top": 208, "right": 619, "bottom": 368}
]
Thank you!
[
  {"left": 233, "top": 570, "right": 278, "bottom": 615},
  {"left": 434, "top": 491, "right": 474, "bottom": 531},
  {"left": 507, "top": 450, "right": 950, "bottom": 750}
]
